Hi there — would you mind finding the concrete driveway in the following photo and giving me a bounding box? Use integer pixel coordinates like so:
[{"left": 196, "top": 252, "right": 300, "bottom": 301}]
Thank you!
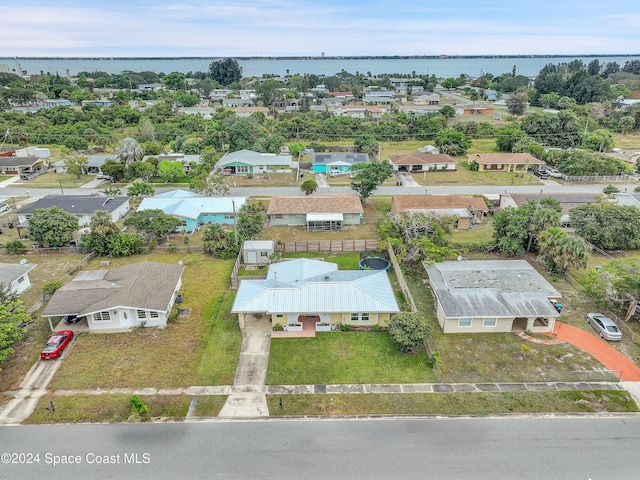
[{"left": 218, "top": 317, "right": 272, "bottom": 418}]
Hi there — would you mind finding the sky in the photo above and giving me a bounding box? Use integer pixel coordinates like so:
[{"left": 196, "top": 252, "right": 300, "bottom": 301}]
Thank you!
[{"left": 1, "top": 0, "right": 639, "bottom": 57}]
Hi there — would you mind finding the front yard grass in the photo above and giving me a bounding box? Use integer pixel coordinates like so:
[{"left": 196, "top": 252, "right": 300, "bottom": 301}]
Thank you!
[
  {"left": 47, "top": 253, "right": 242, "bottom": 390},
  {"left": 267, "top": 390, "right": 637, "bottom": 416},
  {"left": 25, "top": 394, "right": 193, "bottom": 424},
  {"left": 20, "top": 172, "right": 95, "bottom": 188},
  {"left": 266, "top": 332, "right": 437, "bottom": 385}
]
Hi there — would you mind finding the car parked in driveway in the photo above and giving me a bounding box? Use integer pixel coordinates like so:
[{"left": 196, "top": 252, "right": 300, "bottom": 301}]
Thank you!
[
  {"left": 586, "top": 313, "right": 622, "bottom": 341},
  {"left": 41, "top": 330, "right": 74, "bottom": 360},
  {"left": 543, "top": 167, "right": 563, "bottom": 178}
]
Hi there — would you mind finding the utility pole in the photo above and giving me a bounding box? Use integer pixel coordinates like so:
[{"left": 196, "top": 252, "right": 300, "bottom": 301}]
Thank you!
[{"left": 231, "top": 199, "right": 238, "bottom": 246}]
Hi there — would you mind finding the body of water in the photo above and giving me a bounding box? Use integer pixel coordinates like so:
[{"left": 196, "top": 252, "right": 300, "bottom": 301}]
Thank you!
[{"left": 1, "top": 55, "right": 639, "bottom": 79}]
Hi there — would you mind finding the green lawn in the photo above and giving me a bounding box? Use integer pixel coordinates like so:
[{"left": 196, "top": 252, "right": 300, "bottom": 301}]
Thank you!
[
  {"left": 25, "top": 394, "right": 193, "bottom": 424},
  {"left": 22, "top": 172, "right": 94, "bottom": 188},
  {"left": 266, "top": 332, "right": 437, "bottom": 385},
  {"left": 47, "top": 253, "right": 242, "bottom": 390},
  {"left": 267, "top": 390, "right": 637, "bottom": 416},
  {"left": 281, "top": 252, "right": 362, "bottom": 270}
]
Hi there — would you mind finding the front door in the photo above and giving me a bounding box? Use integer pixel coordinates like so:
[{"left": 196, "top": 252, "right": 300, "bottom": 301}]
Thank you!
[
  {"left": 247, "top": 251, "right": 257, "bottom": 264},
  {"left": 121, "top": 311, "right": 132, "bottom": 327}
]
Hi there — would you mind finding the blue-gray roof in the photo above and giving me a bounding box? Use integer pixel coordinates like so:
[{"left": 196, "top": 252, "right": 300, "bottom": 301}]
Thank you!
[
  {"left": 18, "top": 196, "right": 130, "bottom": 215},
  {"left": 233, "top": 259, "right": 399, "bottom": 314},
  {"left": 312, "top": 153, "right": 369, "bottom": 166}
]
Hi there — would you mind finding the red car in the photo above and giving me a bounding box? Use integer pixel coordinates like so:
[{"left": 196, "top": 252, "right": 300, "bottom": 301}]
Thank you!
[{"left": 40, "top": 330, "right": 74, "bottom": 360}]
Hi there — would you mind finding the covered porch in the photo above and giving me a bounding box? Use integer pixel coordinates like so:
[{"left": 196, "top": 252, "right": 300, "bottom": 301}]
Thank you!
[{"left": 306, "top": 213, "right": 343, "bottom": 231}]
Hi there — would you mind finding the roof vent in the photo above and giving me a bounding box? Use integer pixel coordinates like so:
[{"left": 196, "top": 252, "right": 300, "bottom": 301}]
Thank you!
[{"left": 324, "top": 275, "right": 330, "bottom": 280}]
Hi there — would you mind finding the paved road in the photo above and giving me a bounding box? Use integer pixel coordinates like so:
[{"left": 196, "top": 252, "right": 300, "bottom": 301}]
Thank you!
[
  {"left": 1, "top": 417, "right": 639, "bottom": 479},
  {"left": 0, "top": 180, "right": 635, "bottom": 200}
]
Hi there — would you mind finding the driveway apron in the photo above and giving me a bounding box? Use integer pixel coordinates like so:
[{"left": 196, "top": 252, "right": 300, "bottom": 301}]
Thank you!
[{"left": 218, "top": 320, "right": 272, "bottom": 418}]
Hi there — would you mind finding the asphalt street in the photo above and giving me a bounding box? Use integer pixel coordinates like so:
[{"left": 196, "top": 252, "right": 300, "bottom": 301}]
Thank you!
[
  {"left": 1, "top": 417, "right": 639, "bottom": 479},
  {"left": 0, "top": 179, "right": 635, "bottom": 200}
]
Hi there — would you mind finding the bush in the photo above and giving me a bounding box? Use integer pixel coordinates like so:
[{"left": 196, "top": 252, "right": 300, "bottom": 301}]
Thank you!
[
  {"left": 4, "top": 240, "right": 26, "bottom": 254},
  {"left": 42, "top": 280, "right": 62, "bottom": 296},
  {"left": 339, "top": 324, "right": 352, "bottom": 332},
  {"left": 388, "top": 312, "right": 431, "bottom": 353},
  {"left": 129, "top": 395, "right": 149, "bottom": 416}
]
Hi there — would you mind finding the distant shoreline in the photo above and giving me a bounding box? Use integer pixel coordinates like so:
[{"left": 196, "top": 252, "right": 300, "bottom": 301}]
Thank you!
[{"left": 2, "top": 54, "right": 639, "bottom": 61}]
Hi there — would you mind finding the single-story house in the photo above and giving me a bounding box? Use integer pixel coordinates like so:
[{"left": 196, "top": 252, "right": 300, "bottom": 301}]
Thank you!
[
  {"left": 177, "top": 107, "right": 214, "bottom": 119},
  {"left": 232, "top": 258, "right": 399, "bottom": 330},
  {"left": 233, "top": 106, "right": 270, "bottom": 118},
  {"left": 312, "top": 152, "right": 369, "bottom": 174},
  {"left": 413, "top": 93, "right": 440, "bottom": 105},
  {"left": 612, "top": 192, "right": 640, "bottom": 210},
  {"left": 137, "top": 191, "right": 246, "bottom": 232},
  {"left": 54, "top": 155, "right": 114, "bottom": 175},
  {"left": 267, "top": 194, "right": 364, "bottom": 231},
  {"left": 467, "top": 153, "right": 545, "bottom": 172},
  {"left": 215, "top": 149, "right": 294, "bottom": 175},
  {"left": 459, "top": 105, "right": 494, "bottom": 115},
  {"left": 0, "top": 262, "right": 37, "bottom": 296},
  {"left": 334, "top": 105, "right": 385, "bottom": 120},
  {"left": 242, "top": 240, "right": 275, "bottom": 265},
  {"left": 155, "top": 154, "right": 202, "bottom": 174},
  {"left": 42, "top": 261, "right": 184, "bottom": 332},
  {"left": 17, "top": 195, "right": 130, "bottom": 228},
  {"left": 222, "top": 98, "right": 253, "bottom": 107},
  {"left": 506, "top": 193, "right": 600, "bottom": 227},
  {"left": 391, "top": 195, "right": 488, "bottom": 230},
  {"left": 389, "top": 153, "right": 456, "bottom": 173},
  {"left": 0, "top": 156, "right": 47, "bottom": 176},
  {"left": 81, "top": 99, "right": 111, "bottom": 108},
  {"left": 425, "top": 260, "right": 561, "bottom": 334}
]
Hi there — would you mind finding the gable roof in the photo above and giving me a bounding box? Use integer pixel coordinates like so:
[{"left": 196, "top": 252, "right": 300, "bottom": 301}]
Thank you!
[
  {"left": 0, "top": 262, "right": 37, "bottom": 284},
  {"left": 391, "top": 195, "right": 488, "bottom": 214},
  {"left": 138, "top": 196, "right": 246, "bottom": 220},
  {"left": 267, "top": 195, "right": 364, "bottom": 215},
  {"left": 0, "top": 156, "right": 44, "bottom": 168},
  {"left": 18, "top": 196, "right": 130, "bottom": 216},
  {"left": 389, "top": 154, "right": 455, "bottom": 165},
  {"left": 42, "top": 261, "right": 184, "bottom": 318},
  {"left": 466, "top": 153, "right": 544, "bottom": 165},
  {"left": 232, "top": 259, "right": 399, "bottom": 314},
  {"left": 312, "top": 153, "right": 369, "bottom": 166}
]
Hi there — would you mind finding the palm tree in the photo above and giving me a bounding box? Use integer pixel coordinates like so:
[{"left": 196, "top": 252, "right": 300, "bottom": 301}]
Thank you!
[
  {"left": 116, "top": 137, "right": 144, "bottom": 168},
  {"left": 527, "top": 205, "right": 561, "bottom": 252},
  {"left": 89, "top": 210, "right": 118, "bottom": 238},
  {"left": 538, "top": 227, "right": 589, "bottom": 273}
]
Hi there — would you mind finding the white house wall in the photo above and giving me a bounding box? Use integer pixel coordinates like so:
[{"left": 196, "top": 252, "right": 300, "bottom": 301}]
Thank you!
[{"left": 10, "top": 275, "right": 31, "bottom": 296}]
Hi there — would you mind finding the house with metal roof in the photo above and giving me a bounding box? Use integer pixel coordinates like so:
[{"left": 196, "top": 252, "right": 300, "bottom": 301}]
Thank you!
[
  {"left": 311, "top": 152, "right": 369, "bottom": 174},
  {"left": 0, "top": 262, "right": 37, "bottom": 296},
  {"left": 389, "top": 153, "right": 456, "bottom": 173},
  {"left": 53, "top": 155, "right": 115, "bottom": 175},
  {"left": 425, "top": 260, "right": 561, "bottom": 334},
  {"left": 267, "top": 194, "right": 364, "bottom": 231},
  {"left": 137, "top": 192, "right": 246, "bottom": 232},
  {"left": 391, "top": 195, "right": 488, "bottom": 230},
  {"left": 232, "top": 258, "right": 399, "bottom": 331},
  {"left": 42, "top": 261, "right": 184, "bottom": 332},
  {"left": 17, "top": 195, "right": 130, "bottom": 227},
  {"left": 215, "top": 149, "right": 294, "bottom": 175}
]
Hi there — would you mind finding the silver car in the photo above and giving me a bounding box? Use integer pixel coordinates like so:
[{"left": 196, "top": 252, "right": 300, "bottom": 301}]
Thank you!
[{"left": 586, "top": 313, "right": 622, "bottom": 341}]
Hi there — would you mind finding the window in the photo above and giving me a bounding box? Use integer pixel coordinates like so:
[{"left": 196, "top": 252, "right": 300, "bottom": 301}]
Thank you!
[
  {"left": 17, "top": 276, "right": 24, "bottom": 283},
  {"left": 137, "top": 310, "right": 147, "bottom": 319},
  {"left": 275, "top": 314, "right": 283, "bottom": 318},
  {"left": 350, "top": 313, "right": 370, "bottom": 322},
  {"left": 274, "top": 214, "right": 283, "bottom": 219},
  {"left": 260, "top": 251, "right": 268, "bottom": 257},
  {"left": 94, "top": 311, "right": 111, "bottom": 322},
  {"left": 224, "top": 213, "right": 235, "bottom": 220},
  {"left": 458, "top": 318, "right": 472, "bottom": 328},
  {"left": 150, "top": 312, "right": 159, "bottom": 319},
  {"left": 483, "top": 318, "right": 497, "bottom": 327},
  {"left": 236, "top": 166, "right": 249, "bottom": 174},
  {"left": 350, "top": 313, "right": 359, "bottom": 322}
]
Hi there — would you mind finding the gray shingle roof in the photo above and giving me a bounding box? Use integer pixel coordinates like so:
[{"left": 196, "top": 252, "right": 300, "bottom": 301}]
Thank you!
[
  {"left": 42, "top": 261, "right": 184, "bottom": 317},
  {"left": 0, "top": 262, "right": 37, "bottom": 285},
  {"left": 18, "top": 196, "right": 130, "bottom": 215}
]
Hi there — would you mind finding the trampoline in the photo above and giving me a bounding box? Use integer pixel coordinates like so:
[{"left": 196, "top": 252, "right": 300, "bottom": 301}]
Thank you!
[{"left": 359, "top": 257, "right": 391, "bottom": 270}]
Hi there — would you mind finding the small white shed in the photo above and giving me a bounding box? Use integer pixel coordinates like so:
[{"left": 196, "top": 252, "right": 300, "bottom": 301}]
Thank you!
[{"left": 242, "top": 240, "right": 274, "bottom": 265}]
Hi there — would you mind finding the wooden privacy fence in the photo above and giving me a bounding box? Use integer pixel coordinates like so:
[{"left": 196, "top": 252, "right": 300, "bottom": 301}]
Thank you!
[
  {"left": 387, "top": 246, "right": 417, "bottom": 312},
  {"left": 281, "top": 239, "right": 379, "bottom": 253}
]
